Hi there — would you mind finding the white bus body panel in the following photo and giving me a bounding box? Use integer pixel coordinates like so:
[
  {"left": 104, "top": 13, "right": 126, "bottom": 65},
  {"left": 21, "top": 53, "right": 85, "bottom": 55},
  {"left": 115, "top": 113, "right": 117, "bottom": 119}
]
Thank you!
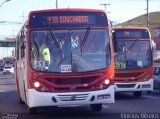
[
  {"left": 115, "top": 79, "right": 153, "bottom": 92},
  {"left": 26, "top": 85, "right": 114, "bottom": 108}
]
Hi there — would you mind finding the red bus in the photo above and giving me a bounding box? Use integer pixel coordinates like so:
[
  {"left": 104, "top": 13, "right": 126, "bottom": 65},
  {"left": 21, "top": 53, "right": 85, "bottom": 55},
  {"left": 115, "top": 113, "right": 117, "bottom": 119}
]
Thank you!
[
  {"left": 112, "top": 26, "right": 154, "bottom": 97},
  {"left": 15, "top": 8, "right": 115, "bottom": 113}
]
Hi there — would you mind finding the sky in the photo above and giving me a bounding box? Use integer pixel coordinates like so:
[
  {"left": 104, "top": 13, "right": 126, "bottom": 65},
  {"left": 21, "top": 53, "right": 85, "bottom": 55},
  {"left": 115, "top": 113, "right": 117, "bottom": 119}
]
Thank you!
[
  {"left": 0, "top": 0, "right": 160, "bottom": 37},
  {"left": 0, "top": 0, "right": 160, "bottom": 58}
]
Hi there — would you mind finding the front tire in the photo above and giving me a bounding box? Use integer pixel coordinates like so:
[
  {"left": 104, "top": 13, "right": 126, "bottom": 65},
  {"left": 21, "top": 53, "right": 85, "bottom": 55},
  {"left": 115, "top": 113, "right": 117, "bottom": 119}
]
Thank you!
[
  {"left": 133, "top": 91, "right": 142, "bottom": 97},
  {"left": 90, "top": 104, "right": 102, "bottom": 112},
  {"left": 28, "top": 107, "right": 38, "bottom": 114}
]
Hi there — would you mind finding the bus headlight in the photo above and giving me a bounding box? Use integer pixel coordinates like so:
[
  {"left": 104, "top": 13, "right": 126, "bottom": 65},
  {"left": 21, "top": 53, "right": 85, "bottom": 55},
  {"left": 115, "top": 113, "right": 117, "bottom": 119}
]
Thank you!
[
  {"left": 104, "top": 79, "right": 110, "bottom": 85},
  {"left": 34, "top": 81, "right": 40, "bottom": 88},
  {"left": 32, "top": 80, "right": 51, "bottom": 92},
  {"left": 97, "top": 78, "right": 111, "bottom": 90},
  {"left": 29, "top": 79, "right": 52, "bottom": 92}
]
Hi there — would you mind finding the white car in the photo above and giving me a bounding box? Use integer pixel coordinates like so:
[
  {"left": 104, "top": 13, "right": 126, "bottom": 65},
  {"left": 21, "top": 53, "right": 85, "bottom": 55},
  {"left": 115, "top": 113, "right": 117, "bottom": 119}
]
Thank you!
[{"left": 3, "top": 65, "right": 14, "bottom": 75}]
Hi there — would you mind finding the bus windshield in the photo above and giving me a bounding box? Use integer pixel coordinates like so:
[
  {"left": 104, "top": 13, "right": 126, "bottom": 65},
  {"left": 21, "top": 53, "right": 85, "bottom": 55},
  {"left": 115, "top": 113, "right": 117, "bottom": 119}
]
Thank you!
[
  {"left": 114, "top": 40, "right": 152, "bottom": 70},
  {"left": 30, "top": 28, "right": 111, "bottom": 73}
]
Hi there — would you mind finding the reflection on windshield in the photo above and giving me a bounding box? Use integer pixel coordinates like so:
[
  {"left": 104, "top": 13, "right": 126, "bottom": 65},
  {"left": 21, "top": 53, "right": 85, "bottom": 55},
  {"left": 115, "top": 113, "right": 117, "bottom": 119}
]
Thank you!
[
  {"left": 30, "top": 29, "right": 111, "bottom": 73},
  {"left": 114, "top": 40, "right": 152, "bottom": 70}
]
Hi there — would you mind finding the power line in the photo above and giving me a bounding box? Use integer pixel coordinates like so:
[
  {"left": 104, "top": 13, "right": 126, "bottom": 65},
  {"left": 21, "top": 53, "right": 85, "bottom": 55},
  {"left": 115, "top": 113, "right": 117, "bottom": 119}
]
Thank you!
[
  {"left": 0, "top": 0, "right": 11, "bottom": 8},
  {"left": 0, "top": 21, "right": 22, "bottom": 24}
]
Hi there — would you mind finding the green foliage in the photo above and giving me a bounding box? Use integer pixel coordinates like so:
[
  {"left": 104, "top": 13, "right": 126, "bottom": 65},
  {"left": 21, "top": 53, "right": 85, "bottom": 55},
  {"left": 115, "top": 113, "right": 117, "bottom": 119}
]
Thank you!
[{"left": 117, "top": 11, "right": 160, "bottom": 39}]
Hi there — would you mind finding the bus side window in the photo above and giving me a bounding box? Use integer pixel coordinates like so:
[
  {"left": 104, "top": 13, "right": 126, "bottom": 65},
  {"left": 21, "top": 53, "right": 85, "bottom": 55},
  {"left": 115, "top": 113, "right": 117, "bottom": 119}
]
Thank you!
[
  {"left": 20, "top": 30, "right": 26, "bottom": 58},
  {"left": 16, "top": 37, "right": 20, "bottom": 61}
]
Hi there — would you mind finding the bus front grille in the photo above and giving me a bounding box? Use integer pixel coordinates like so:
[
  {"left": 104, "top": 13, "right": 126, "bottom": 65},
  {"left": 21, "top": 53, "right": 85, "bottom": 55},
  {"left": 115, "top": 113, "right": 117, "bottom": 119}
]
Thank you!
[
  {"left": 54, "top": 86, "right": 92, "bottom": 92},
  {"left": 58, "top": 94, "right": 89, "bottom": 101},
  {"left": 46, "top": 76, "right": 99, "bottom": 85},
  {"left": 45, "top": 75, "right": 102, "bottom": 92}
]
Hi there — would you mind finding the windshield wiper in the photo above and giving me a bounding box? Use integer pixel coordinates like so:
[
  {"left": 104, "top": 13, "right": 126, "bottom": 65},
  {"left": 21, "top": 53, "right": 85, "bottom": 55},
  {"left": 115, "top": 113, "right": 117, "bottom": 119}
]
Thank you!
[
  {"left": 127, "top": 38, "right": 139, "bottom": 52},
  {"left": 80, "top": 26, "right": 91, "bottom": 48},
  {"left": 48, "top": 27, "right": 60, "bottom": 48},
  {"left": 80, "top": 27, "right": 91, "bottom": 53}
]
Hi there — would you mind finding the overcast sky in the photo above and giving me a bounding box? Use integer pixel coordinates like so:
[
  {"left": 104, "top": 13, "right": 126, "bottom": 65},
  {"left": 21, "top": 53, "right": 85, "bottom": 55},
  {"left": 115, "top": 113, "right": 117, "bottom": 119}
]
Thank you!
[{"left": 0, "top": 0, "right": 159, "bottom": 37}]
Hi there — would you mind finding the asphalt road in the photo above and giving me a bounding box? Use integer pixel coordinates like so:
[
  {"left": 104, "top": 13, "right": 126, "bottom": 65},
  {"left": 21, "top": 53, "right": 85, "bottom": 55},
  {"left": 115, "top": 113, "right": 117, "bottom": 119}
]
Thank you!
[{"left": 0, "top": 73, "right": 160, "bottom": 119}]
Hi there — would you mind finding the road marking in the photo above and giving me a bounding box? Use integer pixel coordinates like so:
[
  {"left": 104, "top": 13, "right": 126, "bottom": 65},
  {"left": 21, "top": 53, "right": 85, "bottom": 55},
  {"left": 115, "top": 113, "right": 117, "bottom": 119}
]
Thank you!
[
  {"left": 102, "top": 105, "right": 109, "bottom": 108},
  {"left": 144, "top": 95, "right": 160, "bottom": 99}
]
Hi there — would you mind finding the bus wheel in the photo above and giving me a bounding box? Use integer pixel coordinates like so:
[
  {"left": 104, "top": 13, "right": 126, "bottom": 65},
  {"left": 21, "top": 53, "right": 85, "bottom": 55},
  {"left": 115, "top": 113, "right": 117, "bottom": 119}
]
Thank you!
[
  {"left": 28, "top": 107, "right": 38, "bottom": 114},
  {"left": 133, "top": 91, "right": 142, "bottom": 97},
  {"left": 90, "top": 104, "right": 102, "bottom": 112}
]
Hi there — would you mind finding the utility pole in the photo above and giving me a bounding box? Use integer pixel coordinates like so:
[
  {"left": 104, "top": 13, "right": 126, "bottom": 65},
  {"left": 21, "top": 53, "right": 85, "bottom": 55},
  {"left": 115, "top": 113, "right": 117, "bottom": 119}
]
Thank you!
[
  {"left": 56, "top": 0, "right": 58, "bottom": 8},
  {"left": 146, "top": 0, "right": 149, "bottom": 27},
  {"left": 19, "top": 12, "right": 26, "bottom": 22},
  {"left": 12, "top": 28, "right": 15, "bottom": 38},
  {"left": 100, "top": 3, "right": 111, "bottom": 25},
  {"left": 100, "top": 3, "right": 110, "bottom": 12}
]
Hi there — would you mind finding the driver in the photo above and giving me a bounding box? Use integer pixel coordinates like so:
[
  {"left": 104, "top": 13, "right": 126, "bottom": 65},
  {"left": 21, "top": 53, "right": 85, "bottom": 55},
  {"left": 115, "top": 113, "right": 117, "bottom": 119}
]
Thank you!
[{"left": 39, "top": 33, "right": 51, "bottom": 64}]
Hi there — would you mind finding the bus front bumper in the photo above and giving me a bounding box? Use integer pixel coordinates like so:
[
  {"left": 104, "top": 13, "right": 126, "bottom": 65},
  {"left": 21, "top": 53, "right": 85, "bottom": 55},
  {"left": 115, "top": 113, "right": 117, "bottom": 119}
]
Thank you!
[
  {"left": 115, "top": 79, "right": 153, "bottom": 92},
  {"left": 27, "top": 85, "right": 115, "bottom": 108}
]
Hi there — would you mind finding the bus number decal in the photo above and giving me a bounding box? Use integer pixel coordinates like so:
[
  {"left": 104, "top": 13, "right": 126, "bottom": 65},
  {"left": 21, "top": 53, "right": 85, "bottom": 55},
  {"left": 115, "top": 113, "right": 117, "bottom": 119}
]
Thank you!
[
  {"left": 137, "top": 61, "right": 143, "bottom": 67},
  {"left": 60, "top": 65, "right": 72, "bottom": 73},
  {"left": 115, "top": 62, "right": 126, "bottom": 69}
]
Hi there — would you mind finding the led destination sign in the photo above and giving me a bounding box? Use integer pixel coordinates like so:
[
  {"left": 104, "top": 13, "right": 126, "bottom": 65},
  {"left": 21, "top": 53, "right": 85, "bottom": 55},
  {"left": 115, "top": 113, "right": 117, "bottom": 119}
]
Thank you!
[
  {"left": 114, "top": 29, "right": 149, "bottom": 39},
  {"left": 46, "top": 15, "right": 94, "bottom": 26},
  {"left": 47, "top": 15, "right": 89, "bottom": 24},
  {"left": 29, "top": 11, "right": 108, "bottom": 28}
]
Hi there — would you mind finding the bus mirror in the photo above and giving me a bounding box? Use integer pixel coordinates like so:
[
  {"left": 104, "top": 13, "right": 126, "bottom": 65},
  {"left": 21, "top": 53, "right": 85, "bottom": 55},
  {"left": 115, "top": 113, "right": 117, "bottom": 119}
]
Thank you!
[
  {"left": 112, "top": 38, "right": 118, "bottom": 52},
  {"left": 111, "top": 29, "right": 118, "bottom": 52},
  {"left": 113, "top": 43, "right": 118, "bottom": 53},
  {"left": 20, "top": 30, "right": 25, "bottom": 38},
  {"left": 20, "top": 42, "right": 26, "bottom": 49},
  {"left": 25, "top": 24, "right": 28, "bottom": 28},
  {"left": 13, "top": 58, "right": 15, "bottom": 62}
]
